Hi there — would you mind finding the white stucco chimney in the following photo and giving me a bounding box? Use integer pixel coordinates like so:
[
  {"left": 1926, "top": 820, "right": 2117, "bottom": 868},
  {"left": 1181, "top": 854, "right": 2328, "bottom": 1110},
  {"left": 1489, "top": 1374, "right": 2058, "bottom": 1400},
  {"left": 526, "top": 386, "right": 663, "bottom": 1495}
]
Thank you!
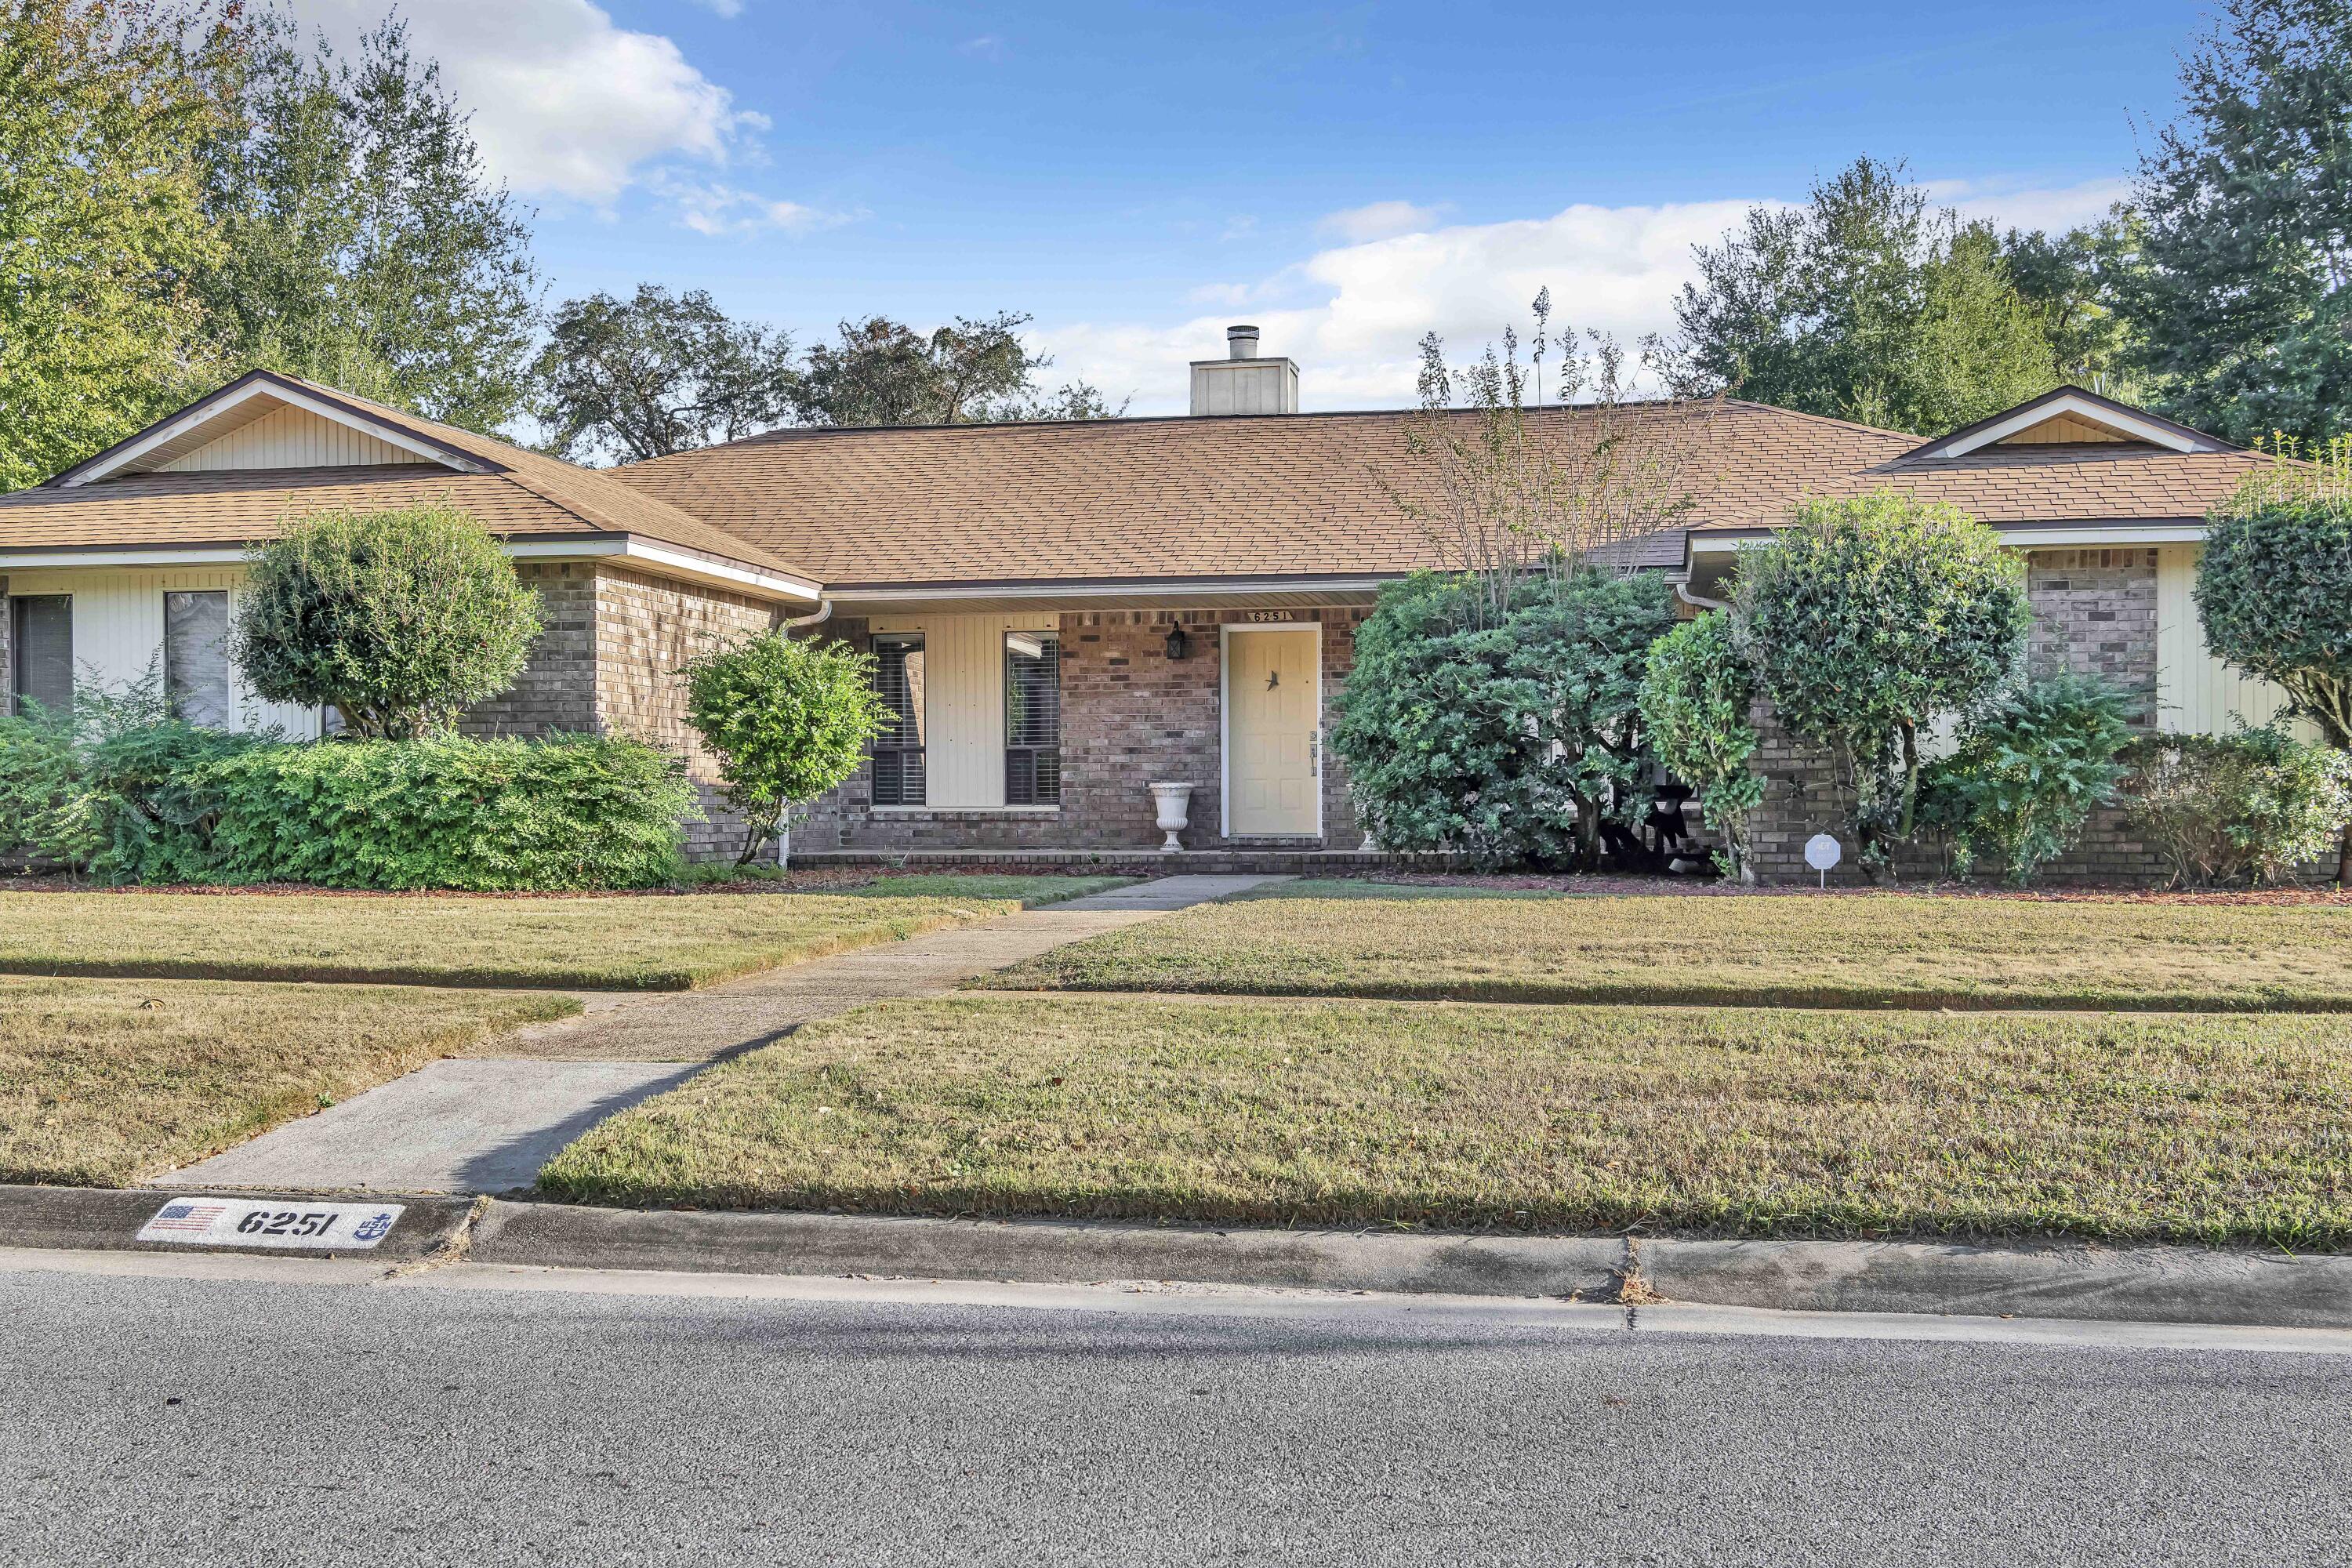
[{"left": 1190, "top": 324, "right": 1298, "bottom": 416}]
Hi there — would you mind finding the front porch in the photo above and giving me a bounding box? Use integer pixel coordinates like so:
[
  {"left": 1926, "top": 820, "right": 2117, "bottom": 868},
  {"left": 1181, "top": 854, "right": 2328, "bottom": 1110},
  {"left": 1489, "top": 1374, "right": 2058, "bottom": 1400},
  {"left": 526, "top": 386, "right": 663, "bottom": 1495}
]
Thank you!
[{"left": 795, "top": 601, "right": 1377, "bottom": 858}]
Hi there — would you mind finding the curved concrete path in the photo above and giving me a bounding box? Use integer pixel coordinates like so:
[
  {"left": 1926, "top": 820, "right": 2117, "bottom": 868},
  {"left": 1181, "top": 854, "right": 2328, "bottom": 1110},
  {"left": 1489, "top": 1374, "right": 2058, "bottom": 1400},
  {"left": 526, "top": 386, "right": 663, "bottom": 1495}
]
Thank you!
[{"left": 155, "top": 876, "right": 1280, "bottom": 1197}]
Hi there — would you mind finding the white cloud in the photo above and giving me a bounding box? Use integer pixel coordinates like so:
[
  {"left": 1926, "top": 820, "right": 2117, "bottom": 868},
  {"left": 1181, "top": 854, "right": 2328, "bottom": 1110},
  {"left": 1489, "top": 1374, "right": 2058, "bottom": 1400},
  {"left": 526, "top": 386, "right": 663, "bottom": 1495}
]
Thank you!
[
  {"left": 691, "top": 0, "right": 746, "bottom": 16},
  {"left": 1041, "top": 198, "right": 1760, "bottom": 415},
  {"left": 1040, "top": 176, "right": 2131, "bottom": 416},
  {"left": 1318, "top": 200, "right": 1448, "bottom": 243},
  {"left": 288, "top": 0, "right": 757, "bottom": 205},
  {"left": 1927, "top": 176, "right": 2132, "bottom": 235},
  {"left": 958, "top": 34, "right": 1009, "bottom": 61},
  {"left": 652, "top": 176, "right": 861, "bottom": 238}
]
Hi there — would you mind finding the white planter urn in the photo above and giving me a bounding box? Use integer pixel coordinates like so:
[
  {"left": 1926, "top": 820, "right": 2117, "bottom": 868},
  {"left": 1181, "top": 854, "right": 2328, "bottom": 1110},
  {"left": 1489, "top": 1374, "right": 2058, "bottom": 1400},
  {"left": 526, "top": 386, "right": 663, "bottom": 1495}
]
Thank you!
[{"left": 1148, "top": 781, "right": 1193, "bottom": 852}]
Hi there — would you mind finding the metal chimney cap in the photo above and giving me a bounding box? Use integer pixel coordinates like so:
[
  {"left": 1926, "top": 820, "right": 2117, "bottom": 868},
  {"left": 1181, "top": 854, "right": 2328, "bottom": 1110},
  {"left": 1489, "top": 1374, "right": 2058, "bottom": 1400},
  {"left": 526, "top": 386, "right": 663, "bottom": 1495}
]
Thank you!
[{"left": 1225, "top": 324, "right": 1261, "bottom": 359}]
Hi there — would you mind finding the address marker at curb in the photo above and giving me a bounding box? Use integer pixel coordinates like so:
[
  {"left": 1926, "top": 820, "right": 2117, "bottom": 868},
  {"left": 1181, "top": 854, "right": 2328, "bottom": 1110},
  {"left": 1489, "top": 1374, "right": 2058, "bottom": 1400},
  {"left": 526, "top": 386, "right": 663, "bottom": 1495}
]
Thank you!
[{"left": 137, "top": 1197, "right": 405, "bottom": 1250}]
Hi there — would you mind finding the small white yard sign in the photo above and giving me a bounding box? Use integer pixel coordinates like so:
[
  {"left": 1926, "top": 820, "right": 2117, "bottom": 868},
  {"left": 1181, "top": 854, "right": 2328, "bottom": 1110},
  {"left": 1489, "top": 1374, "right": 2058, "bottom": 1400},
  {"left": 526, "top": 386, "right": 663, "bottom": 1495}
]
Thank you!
[
  {"left": 1804, "top": 833, "right": 1842, "bottom": 888},
  {"left": 137, "top": 1197, "right": 405, "bottom": 1250}
]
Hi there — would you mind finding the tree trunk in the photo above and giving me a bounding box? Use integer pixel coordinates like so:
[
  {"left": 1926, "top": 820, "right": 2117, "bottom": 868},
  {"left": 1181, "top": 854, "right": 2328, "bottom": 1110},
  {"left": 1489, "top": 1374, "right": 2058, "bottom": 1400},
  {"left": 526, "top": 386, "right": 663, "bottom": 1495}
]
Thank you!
[{"left": 2338, "top": 818, "right": 2350, "bottom": 889}]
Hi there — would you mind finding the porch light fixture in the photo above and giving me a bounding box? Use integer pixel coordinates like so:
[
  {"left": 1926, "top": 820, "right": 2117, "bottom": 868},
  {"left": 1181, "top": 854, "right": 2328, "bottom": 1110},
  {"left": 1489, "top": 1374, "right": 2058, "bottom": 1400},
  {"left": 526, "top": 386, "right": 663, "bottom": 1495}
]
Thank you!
[{"left": 1163, "top": 623, "right": 1191, "bottom": 661}]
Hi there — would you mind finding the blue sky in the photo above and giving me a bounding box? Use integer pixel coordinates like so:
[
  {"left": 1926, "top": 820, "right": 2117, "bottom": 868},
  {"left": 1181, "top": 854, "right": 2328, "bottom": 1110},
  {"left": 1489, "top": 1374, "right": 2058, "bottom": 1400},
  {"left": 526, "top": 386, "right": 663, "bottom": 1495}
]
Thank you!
[{"left": 296, "top": 0, "right": 2216, "bottom": 412}]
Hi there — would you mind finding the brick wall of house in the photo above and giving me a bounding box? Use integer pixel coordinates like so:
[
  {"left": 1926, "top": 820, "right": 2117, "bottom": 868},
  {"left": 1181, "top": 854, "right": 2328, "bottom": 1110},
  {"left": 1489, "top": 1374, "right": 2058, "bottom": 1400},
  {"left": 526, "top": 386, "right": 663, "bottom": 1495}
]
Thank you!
[
  {"left": 1747, "top": 549, "right": 2170, "bottom": 885},
  {"left": 797, "top": 607, "right": 1366, "bottom": 855},
  {"left": 459, "top": 561, "right": 777, "bottom": 862},
  {"left": 459, "top": 563, "right": 600, "bottom": 738}
]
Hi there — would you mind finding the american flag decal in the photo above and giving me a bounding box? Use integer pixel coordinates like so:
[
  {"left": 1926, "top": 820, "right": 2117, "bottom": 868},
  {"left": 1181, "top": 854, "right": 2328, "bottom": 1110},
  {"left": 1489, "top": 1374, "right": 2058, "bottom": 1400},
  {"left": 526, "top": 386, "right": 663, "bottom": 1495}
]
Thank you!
[{"left": 145, "top": 1202, "right": 228, "bottom": 1233}]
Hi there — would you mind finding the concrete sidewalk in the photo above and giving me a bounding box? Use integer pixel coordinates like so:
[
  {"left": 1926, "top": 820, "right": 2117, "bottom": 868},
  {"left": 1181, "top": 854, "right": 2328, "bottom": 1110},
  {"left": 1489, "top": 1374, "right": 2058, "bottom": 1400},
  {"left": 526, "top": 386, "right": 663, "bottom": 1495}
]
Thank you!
[{"left": 157, "top": 874, "right": 1282, "bottom": 1196}]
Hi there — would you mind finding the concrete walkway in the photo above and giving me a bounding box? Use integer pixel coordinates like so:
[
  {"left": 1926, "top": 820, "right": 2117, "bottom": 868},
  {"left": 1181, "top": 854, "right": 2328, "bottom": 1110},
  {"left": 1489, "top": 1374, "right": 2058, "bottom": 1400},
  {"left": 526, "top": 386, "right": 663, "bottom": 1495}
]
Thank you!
[{"left": 156, "top": 874, "right": 1283, "bottom": 1197}]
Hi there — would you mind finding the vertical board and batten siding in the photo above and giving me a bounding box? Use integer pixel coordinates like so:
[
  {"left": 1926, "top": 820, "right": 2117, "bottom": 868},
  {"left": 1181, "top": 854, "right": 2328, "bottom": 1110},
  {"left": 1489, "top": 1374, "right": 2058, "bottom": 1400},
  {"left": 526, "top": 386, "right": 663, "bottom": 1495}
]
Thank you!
[
  {"left": 869, "top": 612, "right": 1058, "bottom": 810},
  {"left": 155, "top": 404, "right": 418, "bottom": 472},
  {"left": 4, "top": 566, "right": 323, "bottom": 736},
  {"left": 2153, "top": 545, "right": 2311, "bottom": 738}
]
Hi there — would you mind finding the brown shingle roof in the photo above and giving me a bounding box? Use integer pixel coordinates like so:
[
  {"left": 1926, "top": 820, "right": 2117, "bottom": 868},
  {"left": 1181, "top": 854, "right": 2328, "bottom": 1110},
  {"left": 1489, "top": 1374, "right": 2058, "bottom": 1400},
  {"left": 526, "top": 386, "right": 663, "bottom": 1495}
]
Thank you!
[
  {"left": 611, "top": 401, "right": 1919, "bottom": 587},
  {"left": 613, "top": 399, "right": 2263, "bottom": 587},
  {"left": 1, "top": 371, "right": 818, "bottom": 584}
]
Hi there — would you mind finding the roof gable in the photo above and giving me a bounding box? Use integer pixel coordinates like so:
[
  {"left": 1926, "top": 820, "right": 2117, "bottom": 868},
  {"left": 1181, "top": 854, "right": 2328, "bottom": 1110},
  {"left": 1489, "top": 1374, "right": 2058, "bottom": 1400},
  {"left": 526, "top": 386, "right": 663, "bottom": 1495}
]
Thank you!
[
  {"left": 51, "top": 371, "right": 494, "bottom": 487},
  {"left": 1901, "top": 387, "right": 2234, "bottom": 462}
]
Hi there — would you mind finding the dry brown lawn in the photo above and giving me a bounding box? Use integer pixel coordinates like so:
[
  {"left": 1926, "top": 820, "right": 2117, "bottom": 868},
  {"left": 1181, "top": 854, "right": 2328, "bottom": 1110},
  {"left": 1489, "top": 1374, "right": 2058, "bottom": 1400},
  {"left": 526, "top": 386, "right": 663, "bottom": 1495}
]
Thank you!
[
  {"left": 0, "top": 977, "right": 576, "bottom": 1186},
  {"left": 537, "top": 993, "right": 2352, "bottom": 1246},
  {"left": 0, "top": 875, "right": 1127, "bottom": 990},
  {"left": 980, "top": 882, "right": 2352, "bottom": 1011}
]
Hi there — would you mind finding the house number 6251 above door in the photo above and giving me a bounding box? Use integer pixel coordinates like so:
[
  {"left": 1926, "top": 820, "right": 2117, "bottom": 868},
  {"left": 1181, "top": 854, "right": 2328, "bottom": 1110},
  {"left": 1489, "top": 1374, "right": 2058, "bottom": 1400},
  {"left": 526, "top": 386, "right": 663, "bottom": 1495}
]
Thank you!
[{"left": 1244, "top": 610, "right": 1296, "bottom": 622}]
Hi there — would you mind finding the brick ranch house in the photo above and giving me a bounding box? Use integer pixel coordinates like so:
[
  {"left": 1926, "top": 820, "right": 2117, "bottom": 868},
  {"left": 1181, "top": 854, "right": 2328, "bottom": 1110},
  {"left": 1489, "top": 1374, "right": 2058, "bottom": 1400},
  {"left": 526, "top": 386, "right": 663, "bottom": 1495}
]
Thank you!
[{"left": 0, "top": 330, "right": 2299, "bottom": 881}]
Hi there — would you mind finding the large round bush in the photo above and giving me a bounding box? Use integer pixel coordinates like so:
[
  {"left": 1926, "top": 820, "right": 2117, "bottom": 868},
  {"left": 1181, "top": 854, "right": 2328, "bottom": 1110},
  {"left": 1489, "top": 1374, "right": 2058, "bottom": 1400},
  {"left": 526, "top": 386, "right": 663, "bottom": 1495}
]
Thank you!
[
  {"left": 1332, "top": 568, "right": 1673, "bottom": 869},
  {"left": 234, "top": 503, "right": 541, "bottom": 738},
  {"left": 1734, "top": 490, "right": 2028, "bottom": 873}
]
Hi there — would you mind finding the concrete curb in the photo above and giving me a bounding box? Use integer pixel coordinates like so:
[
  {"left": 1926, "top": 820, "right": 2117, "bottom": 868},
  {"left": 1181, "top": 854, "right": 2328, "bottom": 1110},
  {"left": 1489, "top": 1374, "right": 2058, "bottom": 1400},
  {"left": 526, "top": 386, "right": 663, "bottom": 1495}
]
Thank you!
[
  {"left": 468, "top": 1202, "right": 1630, "bottom": 1301},
  {"left": 1633, "top": 1237, "right": 2352, "bottom": 1330},
  {"left": 0, "top": 1185, "right": 477, "bottom": 1264},
  {"left": 468, "top": 1200, "right": 2352, "bottom": 1331},
  {"left": 6, "top": 1185, "right": 2348, "bottom": 1330}
]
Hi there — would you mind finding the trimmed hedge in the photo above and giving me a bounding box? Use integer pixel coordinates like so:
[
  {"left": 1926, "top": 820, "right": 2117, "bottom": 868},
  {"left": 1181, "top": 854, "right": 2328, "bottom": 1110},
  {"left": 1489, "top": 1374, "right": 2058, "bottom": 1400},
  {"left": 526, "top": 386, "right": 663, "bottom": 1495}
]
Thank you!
[{"left": 130, "top": 733, "right": 699, "bottom": 891}]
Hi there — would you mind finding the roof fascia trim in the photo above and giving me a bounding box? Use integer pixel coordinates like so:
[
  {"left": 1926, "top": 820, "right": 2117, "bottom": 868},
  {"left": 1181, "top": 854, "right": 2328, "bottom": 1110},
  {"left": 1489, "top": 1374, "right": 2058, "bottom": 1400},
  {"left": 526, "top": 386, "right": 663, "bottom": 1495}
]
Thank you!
[
  {"left": 2, "top": 535, "right": 819, "bottom": 598},
  {"left": 54, "top": 376, "right": 490, "bottom": 488},
  {"left": 1687, "top": 520, "right": 2211, "bottom": 554}
]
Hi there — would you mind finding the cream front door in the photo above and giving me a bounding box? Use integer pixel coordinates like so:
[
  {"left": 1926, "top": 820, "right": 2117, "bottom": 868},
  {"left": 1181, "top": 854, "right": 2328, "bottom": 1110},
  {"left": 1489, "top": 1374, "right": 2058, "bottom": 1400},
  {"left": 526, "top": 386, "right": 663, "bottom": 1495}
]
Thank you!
[{"left": 1225, "top": 627, "right": 1320, "bottom": 837}]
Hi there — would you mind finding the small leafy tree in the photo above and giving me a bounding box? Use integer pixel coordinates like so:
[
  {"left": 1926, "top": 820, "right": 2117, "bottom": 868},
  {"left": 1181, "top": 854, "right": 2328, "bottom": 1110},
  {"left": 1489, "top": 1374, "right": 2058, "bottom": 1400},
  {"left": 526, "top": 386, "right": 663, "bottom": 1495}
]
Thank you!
[
  {"left": 1383, "top": 293, "right": 1720, "bottom": 629},
  {"left": 681, "top": 632, "right": 890, "bottom": 866},
  {"left": 233, "top": 503, "right": 541, "bottom": 739},
  {"left": 1333, "top": 568, "right": 1673, "bottom": 870},
  {"left": 1734, "top": 491, "right": 2030, "bottom": 876},
  {"left": 2194, "top": 450, "right": 2352, "bottom": 881},
  {"left": 1639, "top": 613, "right": 1763, "bottom": 883},
  {"left": 1917, "top": 673, "right": 2133, "bottom": 886}
]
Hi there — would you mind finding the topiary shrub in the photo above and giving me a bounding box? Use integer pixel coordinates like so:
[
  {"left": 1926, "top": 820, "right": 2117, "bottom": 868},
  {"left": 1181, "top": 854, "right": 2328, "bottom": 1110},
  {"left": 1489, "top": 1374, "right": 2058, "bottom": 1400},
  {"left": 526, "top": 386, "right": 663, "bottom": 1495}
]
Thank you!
[
  {"left": 144, "top": 734, "right": 696, "bottom": 891},
  {"left": 681, "top": 631, "right": 891, "bottom": 866},
  {"left": 2119, "top": 722, "right": 2352, "bottom": 887},
  {"left": 1638, "top": 612, "right": 1762, "bottom": 882},
  {"left": 234, "top": 502, "right": 542, "bottom": 738},
  {"left": 2195, "top": 468, "right": 2352, "bottom": 880},
  {"left": 1333, "top": 568, "right": 1675, "bottom": 870},
  {"left": 1734, "top": 490, "right": 2030, "bottom": 877},
  {"left": 1915, "top": 673, "right": 2133, "bottom": 886}
]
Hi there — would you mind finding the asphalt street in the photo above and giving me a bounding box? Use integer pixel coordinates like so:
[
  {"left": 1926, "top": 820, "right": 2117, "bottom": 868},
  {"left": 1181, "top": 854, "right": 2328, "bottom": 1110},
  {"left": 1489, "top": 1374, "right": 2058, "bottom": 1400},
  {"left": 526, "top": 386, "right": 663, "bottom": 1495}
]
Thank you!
[{"left": 3, "top": 1257, "right": 2347, "bottom": 1566}]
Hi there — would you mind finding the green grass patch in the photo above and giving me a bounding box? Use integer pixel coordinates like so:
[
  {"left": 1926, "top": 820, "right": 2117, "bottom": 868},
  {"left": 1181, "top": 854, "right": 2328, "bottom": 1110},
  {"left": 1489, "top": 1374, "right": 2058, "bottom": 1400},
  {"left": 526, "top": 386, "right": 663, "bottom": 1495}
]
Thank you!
[
  {"left": 0, "top": 977, "right": 578, "bottom": 1186},
  {"left": 0, "top": 875, "right": 1130, "bottom": 991},
  {"left": 980, "top": 884, "right": 2352, "bottom": 1012},
  {"left": 537, "top": 993, "right": 2352, "bottom": 1247}
]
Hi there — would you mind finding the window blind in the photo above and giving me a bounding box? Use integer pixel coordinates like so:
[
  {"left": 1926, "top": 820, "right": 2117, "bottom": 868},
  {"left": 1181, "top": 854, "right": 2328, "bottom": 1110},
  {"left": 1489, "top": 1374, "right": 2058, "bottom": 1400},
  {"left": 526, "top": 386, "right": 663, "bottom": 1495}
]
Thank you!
[
  {"left": 870, "top": 634, "right": 926, "bottom": 806},
  {"left": 9, "top": 596, "right": 71, "bottom": 715},
  {"left": 1004, "top": 631, "right": 1061, "bottom": 806},
  {"left": 165, "top": 590, "right": 231, "bottom": 730}
]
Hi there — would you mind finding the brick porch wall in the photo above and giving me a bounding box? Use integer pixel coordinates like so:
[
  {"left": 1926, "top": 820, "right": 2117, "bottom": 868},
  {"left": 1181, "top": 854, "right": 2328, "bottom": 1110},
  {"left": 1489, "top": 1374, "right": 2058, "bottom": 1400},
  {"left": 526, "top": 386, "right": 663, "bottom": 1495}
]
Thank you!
[
  {"left": 797, "top": 608, "right": 1366, "bottom": 855},
  {"left": 1748, "top": 548, "right": 2169, "bottom": 885}
]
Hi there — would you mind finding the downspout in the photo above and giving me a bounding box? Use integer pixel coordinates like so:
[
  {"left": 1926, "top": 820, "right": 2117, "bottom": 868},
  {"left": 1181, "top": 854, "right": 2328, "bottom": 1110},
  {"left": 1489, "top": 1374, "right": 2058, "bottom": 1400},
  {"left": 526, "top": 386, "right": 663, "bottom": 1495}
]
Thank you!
[
  {"left": 771, "top": 597, "right": 833, "bottom": 868},
  {"left": 780, "top": 598, "right": 833, "bottom": 633},
  {"left": 1675, "top": 583, "right": 1729, "bottom": 612}
]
